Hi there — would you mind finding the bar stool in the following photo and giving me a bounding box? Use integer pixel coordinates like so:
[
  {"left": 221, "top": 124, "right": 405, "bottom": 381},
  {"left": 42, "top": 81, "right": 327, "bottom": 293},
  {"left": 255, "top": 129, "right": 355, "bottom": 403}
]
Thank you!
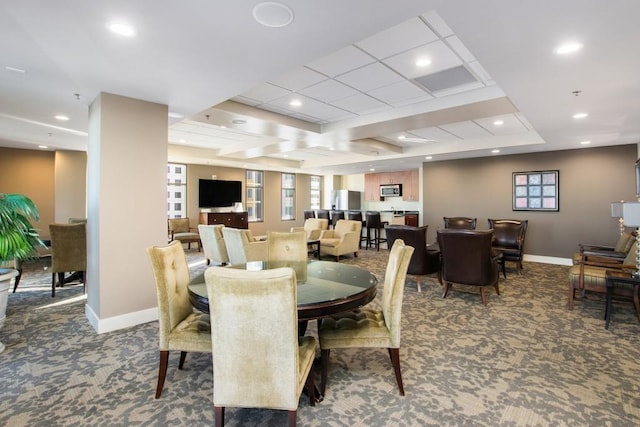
[
  {"left": 365, "top": 211, "right": 387, "bottom": 251},
  {"left": 316, "top": 210, "right": 330, "bottom": 221},
  {"left": 304, "top": 210, "right": 315, "bottom": 220},
  {"left": 331, "top": 211, "right": 345, "bottom": 229},
  {"left": 348, "top": 211, "right": 367, "bottom": 249}
]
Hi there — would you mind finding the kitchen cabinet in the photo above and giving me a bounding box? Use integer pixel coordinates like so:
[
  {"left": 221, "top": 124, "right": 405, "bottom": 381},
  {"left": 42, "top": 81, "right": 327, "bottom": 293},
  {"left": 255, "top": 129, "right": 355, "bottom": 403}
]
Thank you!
[
  {"left": 402, "top": 169, "right": 419, "bottom": 201},
  {"left": 364, "top": 169, "right": 419, "bottom": 201},
  {"left": 364, "top": 173, "right": 381, "bottom": 201},
  {"left": 404, "top": 214, "right": 418, "bottom": 226}
]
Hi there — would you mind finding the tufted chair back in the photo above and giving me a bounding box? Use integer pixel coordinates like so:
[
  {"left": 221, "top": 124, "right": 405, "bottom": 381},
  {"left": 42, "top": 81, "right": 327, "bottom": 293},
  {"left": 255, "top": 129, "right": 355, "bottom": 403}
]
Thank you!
[
  {"left": 267, "top": 231, "right": 308, "bottom": 282},
  {"left": 205, "top": 266, "right": 316, "bottom": 423}
]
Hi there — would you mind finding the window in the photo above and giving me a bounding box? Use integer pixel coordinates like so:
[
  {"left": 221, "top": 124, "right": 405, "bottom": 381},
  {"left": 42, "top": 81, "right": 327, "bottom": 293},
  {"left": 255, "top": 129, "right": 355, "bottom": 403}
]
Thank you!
[
  {"left": 282, "top": 173, "right": 295, "bottom": 220},
  {"left": 246, "top": 170, "right": 263, "bottom": 222},
  {"left": 310, "top": 175, "right": 321, "bottom": 210},
  {"left": 167, "top": 163, "right": 187, "bottom": 218}
]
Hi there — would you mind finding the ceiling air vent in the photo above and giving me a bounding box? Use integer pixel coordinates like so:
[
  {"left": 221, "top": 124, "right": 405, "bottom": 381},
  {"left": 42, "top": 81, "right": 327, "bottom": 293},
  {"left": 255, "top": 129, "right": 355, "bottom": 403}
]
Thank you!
[{"left": 413, "top": 65, "right": 477, "bottom": 92}]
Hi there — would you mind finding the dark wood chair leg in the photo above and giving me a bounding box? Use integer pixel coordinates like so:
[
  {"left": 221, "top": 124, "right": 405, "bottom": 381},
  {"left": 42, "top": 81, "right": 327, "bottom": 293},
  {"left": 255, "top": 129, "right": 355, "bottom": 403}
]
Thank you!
[
  {"left": 51, "top": 272, "right": 56, "bottom": 297},
  {"left": 214, "top": 406, "right": 224, "bottom": 426},
  {"left": 320, "top": 349, "right": 330, "bottom": 395},
  {"left": 305, "top": 367, "right": 316, "bottom": 406},
  {"left": 388, "top": 348, "right": 405, "bottom": 396},
  {"left": 155, "top": 350, "right": 169, "bottom": 398},
  {"left": 287, "top": 410, "right": 297, "bottom": 427},
  {"left": 178, "top": 351, "right": 187, "bottom": 369},
  {"left": 442, "top": 283, "right": 451, "bottom": 299},
  {"left": 480, "top": 287, "right": 487, "bottom": 305}
]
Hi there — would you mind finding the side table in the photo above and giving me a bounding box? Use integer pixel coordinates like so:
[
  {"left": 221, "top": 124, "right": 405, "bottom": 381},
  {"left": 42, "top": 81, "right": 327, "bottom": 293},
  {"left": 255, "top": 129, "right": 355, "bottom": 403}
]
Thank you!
[
  {"left": 604, "top": 270, "right": 640, "bottom": 329},
  {"left": 307, "top": 239, "right": 320, "bottom": 259}
]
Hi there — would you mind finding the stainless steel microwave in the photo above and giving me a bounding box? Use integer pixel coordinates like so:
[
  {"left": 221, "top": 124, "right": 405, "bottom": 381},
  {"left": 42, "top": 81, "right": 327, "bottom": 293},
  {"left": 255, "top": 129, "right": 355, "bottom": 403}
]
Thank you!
[{"left": 380, "top": 184, "right": 402, "bottom": 197}]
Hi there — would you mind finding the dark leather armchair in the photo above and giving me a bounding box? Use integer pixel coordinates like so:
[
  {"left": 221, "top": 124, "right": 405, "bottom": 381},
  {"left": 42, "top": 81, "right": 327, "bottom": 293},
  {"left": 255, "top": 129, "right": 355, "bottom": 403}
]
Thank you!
[
  {"left": 385, "top": 225, "right": 438, "bottom": 292},
  {"left": 437, "top": 229, "right": 500, "bottom": 305},
  {"left": 488, "top": 219, "right": 528, "bottom": 275},
  {"left": 443, "top": 217, "right": 477, "bottom": 230}
]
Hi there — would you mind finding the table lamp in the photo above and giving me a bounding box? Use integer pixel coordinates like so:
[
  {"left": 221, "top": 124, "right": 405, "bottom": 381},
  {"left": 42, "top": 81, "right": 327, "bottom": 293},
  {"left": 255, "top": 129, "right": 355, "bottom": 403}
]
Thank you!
[
  {"left": 611, "top": 201, "right": 624, "bottom": 235},
  {"left": 622, "top": 201, "right": 640, "bottom": 277}
]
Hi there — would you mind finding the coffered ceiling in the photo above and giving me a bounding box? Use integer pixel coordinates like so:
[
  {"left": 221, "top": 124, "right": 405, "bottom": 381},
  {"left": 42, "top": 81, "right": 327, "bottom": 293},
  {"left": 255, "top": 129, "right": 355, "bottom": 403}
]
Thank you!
[{"left": 1, "top": 1, "right": 639, "bottom": 175}]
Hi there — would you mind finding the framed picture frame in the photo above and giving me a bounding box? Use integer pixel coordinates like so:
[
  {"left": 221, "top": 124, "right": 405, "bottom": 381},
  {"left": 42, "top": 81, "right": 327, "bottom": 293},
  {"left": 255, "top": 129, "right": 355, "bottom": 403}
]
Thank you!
[{"left": 513, "top": 170, "right": 559, "bottom": 211}]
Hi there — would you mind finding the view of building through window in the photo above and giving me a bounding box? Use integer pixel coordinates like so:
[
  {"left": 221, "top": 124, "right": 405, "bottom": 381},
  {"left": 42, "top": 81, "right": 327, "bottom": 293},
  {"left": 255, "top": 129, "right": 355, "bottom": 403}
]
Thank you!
[
  {"left": 246, "top": 170, "right": 264, "bottom": 222},
  {"left": 167, "top": 163, "right": 187, "bottom": 218},
  {"left": 310, "top": 175, "right": 321, "bottom": 210},
  {"left": 282, "top": 173, "right": 295, "bottom": 220}
]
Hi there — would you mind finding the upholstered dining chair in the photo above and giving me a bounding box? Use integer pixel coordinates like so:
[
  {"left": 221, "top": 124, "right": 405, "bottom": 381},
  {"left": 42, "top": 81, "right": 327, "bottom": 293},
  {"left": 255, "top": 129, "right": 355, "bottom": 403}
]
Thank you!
[
  {"left": 198, "top": 224, "right": 229, "bottom": 266},
  {"left": 318, "top": 239, "right": 414, "bottom": 396},
  {"left": 205, "top": 266, "right": 316, "bottom": 426},
  {"left": 268, "top": 231, "right": 308, "bottom": 282},
  {"left": 437, "top": 229, "right": 500, "bottom": 305},
  {"left": 443, "top": 217, "right": 477, "bottom": 230},
  {"left": 319, "top": 219, "right": 362, "bottom": 261},
  {"left": 146, "top": 240, "right": 211, "bottom": 399},
  {"left": 488, "top": 219, "right": 528, "bottom": 275},
  {"left": 385, "top": 225, "right": 437, "bottom": 292},
  {"left": 222, "top": 227, "right": 268, "bottom": 265},
  {"left": 290, "top": 218, "right": 329, "bottom": 241},
  {"left": 49, "top": 223, "right": 86, "bottom": 297},
  {"left": 167, "top": 218, "right": 200, "bottom": 250}
]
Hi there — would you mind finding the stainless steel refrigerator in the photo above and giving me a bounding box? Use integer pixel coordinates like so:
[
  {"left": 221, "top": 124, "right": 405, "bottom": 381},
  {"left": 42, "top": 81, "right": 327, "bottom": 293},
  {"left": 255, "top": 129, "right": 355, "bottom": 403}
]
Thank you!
[{"left": 331, "top": 190, "right": 361, "bottom": 210}]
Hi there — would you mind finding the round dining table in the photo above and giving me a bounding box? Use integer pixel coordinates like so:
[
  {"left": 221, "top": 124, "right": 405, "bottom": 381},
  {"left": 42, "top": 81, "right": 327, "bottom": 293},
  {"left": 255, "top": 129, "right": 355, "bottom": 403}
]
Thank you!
[{"left": 188, "top": 260, "right": 378, "bottom": 321}]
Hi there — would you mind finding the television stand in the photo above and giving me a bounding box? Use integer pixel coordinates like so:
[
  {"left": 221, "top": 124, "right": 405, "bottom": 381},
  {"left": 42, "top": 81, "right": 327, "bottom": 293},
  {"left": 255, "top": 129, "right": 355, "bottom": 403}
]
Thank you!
[{"left": 199, "top": 212, "right": 248, "bottom": 229}]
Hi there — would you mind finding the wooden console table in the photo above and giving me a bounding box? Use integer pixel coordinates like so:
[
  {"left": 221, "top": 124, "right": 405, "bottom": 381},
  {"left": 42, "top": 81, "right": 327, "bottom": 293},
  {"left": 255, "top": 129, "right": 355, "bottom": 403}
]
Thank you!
[{"left": 199, "top": 212, "right": 248, "bottom": 229}]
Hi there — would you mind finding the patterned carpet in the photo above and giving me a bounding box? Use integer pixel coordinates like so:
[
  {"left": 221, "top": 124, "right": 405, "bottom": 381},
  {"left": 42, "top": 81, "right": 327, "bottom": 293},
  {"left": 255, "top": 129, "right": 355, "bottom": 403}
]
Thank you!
[{"left": 1, "top": 248, "right": 640, "bottom": 426}]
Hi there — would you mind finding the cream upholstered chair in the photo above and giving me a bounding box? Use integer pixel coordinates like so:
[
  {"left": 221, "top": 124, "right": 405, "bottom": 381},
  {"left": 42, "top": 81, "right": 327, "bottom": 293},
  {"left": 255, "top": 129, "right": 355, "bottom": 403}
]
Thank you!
[
  {"left": 319, "top": 239, "right": 414, "bottom": 396},
  {"left": 319, "top": 219, "right": 362, "bottom": 261},
  {"left": 168, "top": 218, "right": 200, "bottom": 250},
  {"left": 290, "top": 218, "right": 329, "bottom": 241},
  {"left": 49, "top": 223, "right": 86, "bottom": 297},
  {"left": 268, "top": 231, "right": 308, "bottom": 282},
  {"left": 205, "top": 266, "right": 316, "bottom": 426},
  {"left": 222, "top": 227, "right": 268, "bottom": 265},
  {"left": 146, "top": 240, "right": 211, "bottom": 399},
  {"left": 198, "top": 224, "right": 229, "bottom": 266}
]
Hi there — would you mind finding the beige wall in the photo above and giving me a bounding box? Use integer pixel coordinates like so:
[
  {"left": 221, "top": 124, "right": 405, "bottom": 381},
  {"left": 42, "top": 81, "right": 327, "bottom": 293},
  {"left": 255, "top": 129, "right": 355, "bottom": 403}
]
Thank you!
[
  {"left": 0, "top": 147, "right": 55, "bottom": 239},
  {"left": 54, "top": 150, "right": 87, "bottom": 223},
  {"left": 422, "top": 144, "right": 637, "bottom": 258}
]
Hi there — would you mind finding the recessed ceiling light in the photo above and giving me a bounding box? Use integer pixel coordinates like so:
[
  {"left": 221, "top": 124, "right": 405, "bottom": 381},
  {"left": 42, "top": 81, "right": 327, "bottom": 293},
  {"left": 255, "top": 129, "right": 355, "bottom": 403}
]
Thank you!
[
  {"left": 253, "top": 2, "right": 294, "bottom": 28},
  {"left": 425, "top": 156, "right": 433, "bottom": 160},
  {"left": 554, "top": 42, "right": 583, "bottom": 55},
  {"left": 491, "top": 149, "right": 500, "bottom": 154},
  {"left": 289, "top": 99, "right": 302, "bottom": 107},
  {"left": 232, "top": 119, "right": 247, "bottom": 125},
  {"left": 329, "top": 147, "right": 335, "bottom": 151},
  {"left": 179, "top": 139, "right": 186, "bottom": 143},
  {"left": 38, "top": 145, "right": 48, "bottom": 149},
  {"left": 493, "top": 120, "right": 504, "bottom": 126},
  {"left": 5, "top": 66, "right": 26, "bottom": 73},
  {"left": 572, "top": 112, "right": 588, "bottom": 119},
  {"left": 397, "top": 135, "right": 406, "bottom": 140},
  {"left": 369, "top": 168, "right": 375, "bottom": 172},
  {"left": 168, "top": 111, "right": 184, "bottom": 119},
  {"left": 580, "top": 140, "right": 591, "bottom": 145},
  {"left": 415, "top": 58, "right": 432, "bottom": 67},
  {"left": 54, "top": 115, "right": 69, "bottom": 121},
  {"left": 106, "top": 21, "right": 137, "bottom": 37}
]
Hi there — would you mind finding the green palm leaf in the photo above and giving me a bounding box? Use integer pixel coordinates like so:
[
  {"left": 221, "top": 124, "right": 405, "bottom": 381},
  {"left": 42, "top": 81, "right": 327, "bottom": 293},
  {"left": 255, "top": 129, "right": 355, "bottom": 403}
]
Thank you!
[{"left": 0, "top": 193, "right": 45, "bottom": 262}]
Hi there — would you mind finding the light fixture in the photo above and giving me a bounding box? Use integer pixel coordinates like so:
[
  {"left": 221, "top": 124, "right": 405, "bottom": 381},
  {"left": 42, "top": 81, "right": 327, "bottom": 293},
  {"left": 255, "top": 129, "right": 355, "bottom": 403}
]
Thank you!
[
  {"left": 397, "top": 135, "right": 406, "bottom": 140},
  {"left": 425, "top": 156, "right": 433, "bottom": 160},
  {"left": 573, "top": 112, "right": 588, "bottom": 119},
  {"left": 106, "top": 21, "right": 137, "bottom": 37},
  {"left": 231, "top": 119, "right": 246, "bottom": 125},
  {"left": 611, "top": 201, "right": 625, "bottom": 235},
  {"left": 252, "top": 2, "right": 294, "bottom": 28},
  {"left": 168, "top": 112, "right": 184, "bottom": 119},
  {"left": 493, "top": 120, "right": 504, "bottom": 126},
  {"left": 580, "top": 140, "right": 591, "bottom": 145},
  {"left": 38, "top": 145, "right": 48, "bottom": 149},
  {"left": 54, "top": 115, "right": 69, "bottom": 121},
  {"left": 491, "top": 149, "right": 500, "bottom": 154},
  {"left": 369, "top": 168, "right": 375, "bottom": 172},
  {"left": 554, "top": 42, "right": 583, "bottom": 55},
  {"left": 622, "top": 202, "right": 640, "bottom": 277},
  {"left": 289, "top": 99, "right": 302, "bottom": 107},
  {"left": 5, "top": 66, "right": 26, "bottom": 73},
  {"left": 415, "top": 58, "right": 432, "bottom": 67}
]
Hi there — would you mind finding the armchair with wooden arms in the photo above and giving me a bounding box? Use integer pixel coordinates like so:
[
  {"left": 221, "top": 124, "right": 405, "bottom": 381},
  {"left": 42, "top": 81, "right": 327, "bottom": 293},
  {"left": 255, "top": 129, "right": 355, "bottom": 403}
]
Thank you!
[
  {"left": 167, "top": 218, "right": 200, "bottom": 251},
  {"left": 572, "top": 231, "right": 636, "bottom": 265}
]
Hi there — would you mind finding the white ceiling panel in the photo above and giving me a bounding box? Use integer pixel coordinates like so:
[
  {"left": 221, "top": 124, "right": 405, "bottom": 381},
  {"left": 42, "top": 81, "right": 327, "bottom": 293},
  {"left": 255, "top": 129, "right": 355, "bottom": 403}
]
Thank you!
[
  {"left": 355, "top": 17, "right": 439, "bottom": 60},
  {"left": 368, "top": 80, "right": 433, "bottom": 106},
  {"left": 331, "top": 93, "right": 391, "bottom": 116},
  {"left": 421, "top": 10, "right": 454, "bottom": 38},
  {"left": 335, "top": 62, "right": 406, "bottom": 93},
  {"left": 306, "top": 45, "right": 376, "bottom": 77},
  {"left": 298, "top": 79, "right": 360, "bottom": 103},
  {"left": 267, "top": 67, "right": 328, "bottom": 91},
  {"left": 438, "top": 120, "right": 493, "bottom": 139},
  {"left": 238, "top": 83, "right": 291, "bottom": 104},
  {"left": 269, "top": 95, "right": 355, "bottom": 122},
  {"left": 409, "top": 126, "right": 462, "bottom": 143},
  {"left": 383, "top": 40, "right": 463, "bottom": 79},
  {"left": 467, "top": 61, "right": 493, "bottom": 83},
  {"left": 444, "top": 35, "right": 475, "bottom": 62},
  {"left": 474, "top": 114, "right": 529, "bottom": 135}
]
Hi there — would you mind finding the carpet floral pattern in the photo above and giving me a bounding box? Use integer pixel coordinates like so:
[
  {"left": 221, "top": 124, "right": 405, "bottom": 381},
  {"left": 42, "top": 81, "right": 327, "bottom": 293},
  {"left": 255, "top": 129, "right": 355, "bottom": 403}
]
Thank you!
[{"left": 1, "top": 249, "right": 639, "bottom": 426}]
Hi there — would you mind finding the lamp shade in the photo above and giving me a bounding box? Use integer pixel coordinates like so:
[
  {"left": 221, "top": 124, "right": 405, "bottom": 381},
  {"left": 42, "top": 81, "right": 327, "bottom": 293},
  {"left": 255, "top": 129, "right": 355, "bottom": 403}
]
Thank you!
[
  {"left": 622, "top": 202, "right": 640, "bottom": 227},
  {"left": 611, "top": 201, "right": 624, "bottom": 218}
]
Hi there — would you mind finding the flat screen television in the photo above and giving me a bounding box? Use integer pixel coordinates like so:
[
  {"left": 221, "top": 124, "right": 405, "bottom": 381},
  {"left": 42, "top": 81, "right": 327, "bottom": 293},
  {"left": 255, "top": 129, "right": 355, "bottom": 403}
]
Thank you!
[{"left": 198, "top": 179, "right": 242, "bottom": 208}]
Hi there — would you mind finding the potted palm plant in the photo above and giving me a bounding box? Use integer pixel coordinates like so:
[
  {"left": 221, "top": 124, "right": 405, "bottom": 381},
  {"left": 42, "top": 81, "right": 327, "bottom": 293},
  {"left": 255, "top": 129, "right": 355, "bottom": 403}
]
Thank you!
[{"left": 0, "top": 193, "right": 44, "bottom": 353}]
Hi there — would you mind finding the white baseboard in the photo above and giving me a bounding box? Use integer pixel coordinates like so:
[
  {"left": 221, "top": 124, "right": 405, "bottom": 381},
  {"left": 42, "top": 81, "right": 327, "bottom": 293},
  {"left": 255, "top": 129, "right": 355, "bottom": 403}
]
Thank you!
[
  {"left": 85, "top": 303, "right": 158, "bottom": 334},
  {"left": 523, "top": 254, "right": 572, "bottom": 266}
]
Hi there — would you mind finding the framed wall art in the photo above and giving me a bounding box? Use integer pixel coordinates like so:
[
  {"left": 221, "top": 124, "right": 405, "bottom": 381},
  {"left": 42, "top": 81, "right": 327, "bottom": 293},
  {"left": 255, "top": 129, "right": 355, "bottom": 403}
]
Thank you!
[{"left": 513, "top": 170, "right": 559, "bottom": 211}]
